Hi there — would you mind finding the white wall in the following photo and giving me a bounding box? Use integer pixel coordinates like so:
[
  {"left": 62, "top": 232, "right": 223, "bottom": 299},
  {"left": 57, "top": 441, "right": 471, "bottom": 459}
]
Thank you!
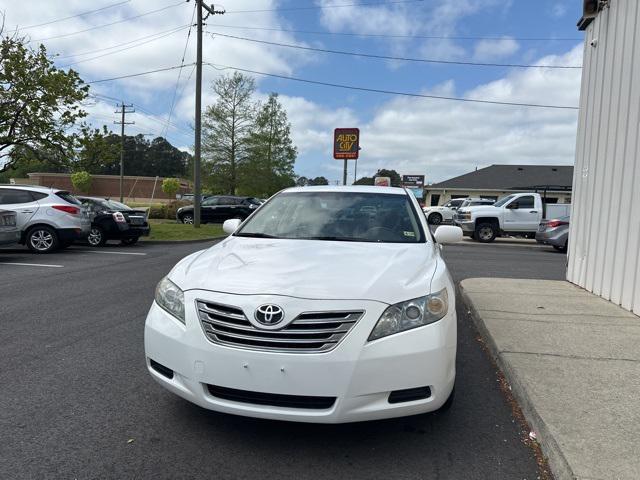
[{"left": 568, "top": 0, "right": 640, "bottom": 315}]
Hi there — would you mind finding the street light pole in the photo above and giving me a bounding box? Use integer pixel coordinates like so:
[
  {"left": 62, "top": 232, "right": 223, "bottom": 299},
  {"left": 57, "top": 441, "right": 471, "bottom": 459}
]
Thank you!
[{"left": 114, "top": 102, "right": 135, "bottom": 203}]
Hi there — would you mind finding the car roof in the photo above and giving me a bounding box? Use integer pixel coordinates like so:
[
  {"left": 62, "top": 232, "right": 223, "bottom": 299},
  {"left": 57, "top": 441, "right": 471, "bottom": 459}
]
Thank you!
[
  {"left": 0, "top": 184, "right": 64, "bottom": 193},
  {"left": 283, "top": 185, "right": 408, "bottom": 195}
]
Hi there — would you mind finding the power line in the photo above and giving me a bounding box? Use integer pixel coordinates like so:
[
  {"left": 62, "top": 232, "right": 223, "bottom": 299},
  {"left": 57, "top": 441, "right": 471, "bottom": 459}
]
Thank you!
[
  {"left": 209, "top": 32, "right": 582, "bottom": 69},
  {"left": 84, "top": 63, "right": 195, "bottom": 84},
  {"left": 205, "top": 62, "right": 579, "bottom": 110},
  {"left": 53, "top": 25, "right": 190, "bottom": 60},
  {"left": 30, "top": 1, "right": 184, "bottom": 42},
  {"left": 60, "top": 27, "right": 188, "bottom": 68},
  {"left": 164, "top": 3, "right": 197, "bottom": 138},
  {"left": 206, "top": 23, "right": 583, "bottom": 42},
  {"left": 10, "top": 0, "right": 131, "bottom": 31},
  {"left": 225, "top": 0, "right": 423, "bottom": 14}
]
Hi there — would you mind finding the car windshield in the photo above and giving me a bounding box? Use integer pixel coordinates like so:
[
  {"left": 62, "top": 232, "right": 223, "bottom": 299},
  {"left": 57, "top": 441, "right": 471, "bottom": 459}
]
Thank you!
[
  {"left": 236, "top": 191, "right": 425, "bottom": 243},
  {"left": 493, "top": 195, "right": 516, "bottom": 208}
]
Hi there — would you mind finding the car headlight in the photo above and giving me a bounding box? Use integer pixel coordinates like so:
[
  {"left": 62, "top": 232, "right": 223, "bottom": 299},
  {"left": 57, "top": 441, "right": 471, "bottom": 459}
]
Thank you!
[
  {"left": 155, "top": 276, "right": 185, "bottom": 324},
  {"left": 369, "top": 288, "right": 449, "bottom": 341}
]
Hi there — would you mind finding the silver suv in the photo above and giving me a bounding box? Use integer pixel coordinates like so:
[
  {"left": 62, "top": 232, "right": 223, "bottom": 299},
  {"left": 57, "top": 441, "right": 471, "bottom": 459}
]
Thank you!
[{"left": 0, "top": 185, "right": 90, "bottom": 253}]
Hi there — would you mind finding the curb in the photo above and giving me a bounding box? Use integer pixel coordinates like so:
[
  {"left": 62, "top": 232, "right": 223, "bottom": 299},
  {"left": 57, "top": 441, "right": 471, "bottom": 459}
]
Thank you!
[
  {"left": 459, "top": 282, "right": 574, "bottom": 480},
  {"left": 141, "top": 237, "right": 226, "bottom": 245}
]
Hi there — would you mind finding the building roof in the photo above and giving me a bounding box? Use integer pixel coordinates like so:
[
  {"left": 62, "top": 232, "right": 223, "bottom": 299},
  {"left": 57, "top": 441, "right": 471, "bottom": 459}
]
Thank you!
[{"left": 428, "top": 165, "right": 574, "bottom": 191}]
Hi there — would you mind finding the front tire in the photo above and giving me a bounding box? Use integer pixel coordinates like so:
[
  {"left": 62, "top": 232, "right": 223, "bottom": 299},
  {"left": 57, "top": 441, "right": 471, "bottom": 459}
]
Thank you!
[
  {"left": 87, "top": 226, "right": 106, "bottom": 247},
  {"left": 475, "top": 223, "right": 497, "bottom": 243},
  {"left": 26, "top": 226, "right": 59, "bottom": 253},
  {"left": 428, "top": 213, "right": 443, "bottom": 225},
  {"left": 181, "top": 214, "right": 194, "bottom": 224}
]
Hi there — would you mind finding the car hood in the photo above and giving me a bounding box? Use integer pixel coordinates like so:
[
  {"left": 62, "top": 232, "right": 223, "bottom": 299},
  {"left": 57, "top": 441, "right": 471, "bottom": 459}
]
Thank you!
[
  {"left": 458, "top": 206, "right": 500, "bottom": 215},
  {"left": 169, "top": 237, "right": 438, "bottom": 304}
]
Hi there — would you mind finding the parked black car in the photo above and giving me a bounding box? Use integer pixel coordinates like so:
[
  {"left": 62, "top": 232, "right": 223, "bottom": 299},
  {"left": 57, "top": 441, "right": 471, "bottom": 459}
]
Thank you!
[
  {"left": 78, "top": 197, "right": 150, "bottom": 246},
  {"left": 176, "top": 196, "right": 261, "bottom": 224}
]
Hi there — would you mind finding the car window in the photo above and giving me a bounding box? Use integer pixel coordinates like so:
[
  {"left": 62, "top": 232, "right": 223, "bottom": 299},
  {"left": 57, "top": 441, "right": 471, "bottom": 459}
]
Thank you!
[
  {"left": 202, "top": 197, "right": 219, "bottom": 206},
  {"left": 31, "top": 192, "right": 48, "bottom": 201},
  {"left": 236, "top": 191, "right": 425, "bottom": 243},
  {"left": 218, "top": 197, "right": 236, "bottom": 206},
  {"left": 245, "top": 197, "right": 262, "bottom": 205},
  {"left": 494, "top": 195, "right": 516, "bottom": 207},
  {"left": 0, "top": 188, "right": 36, "bottom": 204},
  {"left": 55, "top": 191, "right": 81, "bottom": 205},
  {"left": 515, "top": 196, "right": 535, "bottom": 209}
]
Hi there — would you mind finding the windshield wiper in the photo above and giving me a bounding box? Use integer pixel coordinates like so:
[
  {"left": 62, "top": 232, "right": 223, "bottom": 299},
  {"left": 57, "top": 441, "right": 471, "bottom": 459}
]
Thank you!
[
  {"left": 305, "top": 236, "right": 362, "bottom": 242},
  {"left": 235, "top": 232, "right": 278, "bottom": 239}
]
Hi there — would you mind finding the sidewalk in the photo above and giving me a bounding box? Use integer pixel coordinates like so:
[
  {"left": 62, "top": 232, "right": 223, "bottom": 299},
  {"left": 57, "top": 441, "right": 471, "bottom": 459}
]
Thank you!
[{"left": 460, "top": 278, "right": 640, "bottom": 480}]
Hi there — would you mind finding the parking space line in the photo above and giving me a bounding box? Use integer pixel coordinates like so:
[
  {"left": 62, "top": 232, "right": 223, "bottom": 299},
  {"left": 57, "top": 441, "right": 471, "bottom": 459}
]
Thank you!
[
  {"left": 82, "top": 251, "right": 147, "bottom": 256},
  {"left": 0, "top": 262, "right": 64, "bottom": 268}
]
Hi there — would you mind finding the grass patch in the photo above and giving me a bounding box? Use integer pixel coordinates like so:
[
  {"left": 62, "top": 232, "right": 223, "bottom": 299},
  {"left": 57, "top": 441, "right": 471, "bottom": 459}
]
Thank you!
[{"left": 143, "top": 219, "right": 226, "bottom": 242}]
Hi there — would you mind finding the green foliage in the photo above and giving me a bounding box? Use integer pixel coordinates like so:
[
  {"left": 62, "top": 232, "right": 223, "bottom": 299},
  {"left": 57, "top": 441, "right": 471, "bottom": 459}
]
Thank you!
[
  {"left": 202, "top": 72, "right": 257, "bottom": 195},
  {"left": 71, "top": 171, "right": 92, "bottom": 193},
  {"left": 310, "top": 176, "right": 329, "bottom": 186},
  {"left": 161, "top": 177, "right": 180, "bottom": 198},
  {"left": 243, "top": 93, "right": 297, "bottom": 197},
  {"left": 74, "top": 125, "right": 119, "bottom": 173},
  {"left": 354, "top": 169, "right": 402, "bottom": 187},
  {"left": 1, "top": 34, "right": 88, "bottom": 172}
]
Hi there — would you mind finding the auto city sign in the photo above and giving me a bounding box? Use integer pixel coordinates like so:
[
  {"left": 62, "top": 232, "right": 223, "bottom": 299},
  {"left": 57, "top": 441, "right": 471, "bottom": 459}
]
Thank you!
[{"left": 334, "top": 128, "right": 360, "bottom": 160}]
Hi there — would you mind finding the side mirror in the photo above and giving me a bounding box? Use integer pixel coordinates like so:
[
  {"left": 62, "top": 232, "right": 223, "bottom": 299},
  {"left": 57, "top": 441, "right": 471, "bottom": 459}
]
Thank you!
[
  {"left": 507, "top": 202, "right": 518, "bottom": 209},
  {"left": 434, "top": 225, "right": 463, "bottom": 244},
  {"left": 223, "top": 218, "right": 242, "bottom": 235}
]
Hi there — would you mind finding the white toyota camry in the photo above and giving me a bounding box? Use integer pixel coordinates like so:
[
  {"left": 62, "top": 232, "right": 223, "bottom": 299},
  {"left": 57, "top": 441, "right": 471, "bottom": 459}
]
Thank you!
[{"left": 144, "top": 186, "right": 463, "bottom": 423}]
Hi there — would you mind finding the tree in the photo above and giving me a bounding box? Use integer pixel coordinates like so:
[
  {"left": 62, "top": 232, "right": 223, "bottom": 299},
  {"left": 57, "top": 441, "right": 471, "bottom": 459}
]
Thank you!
[
  {"left": 74, "top": 125, "right": 120, "bottom": 174},
  {"left": 202, "top": 72, "right": 257, "bottom": 195},
  {"left": 309, "top": 176, "right": 329, "bottom": 186},
  {"left": 162, "top": 177, "right": 181, "bottom": 218},
  {"left": 1, "top": 31, "right": 88, "bottom": 172},
  {"left": 71, "top": 171, "right": 92, "bottom": 193},
  {"left": 243, "top": 93, "right": 297, "bottom": 196},
  {"left": 162, "top": 177, "right": 180, "bottom": 199},
  {"left": 296, "top": 176, "right": 309, "bottom": 187}
]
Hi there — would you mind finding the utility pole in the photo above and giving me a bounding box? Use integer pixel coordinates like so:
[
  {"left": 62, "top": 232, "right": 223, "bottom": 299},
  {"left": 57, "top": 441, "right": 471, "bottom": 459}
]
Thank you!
[
  {"left": 114, "top": 103, "right": 135, "bottom": 203},
  {"left": 193, "top": 0, "right": 224, "bottom": 227}
]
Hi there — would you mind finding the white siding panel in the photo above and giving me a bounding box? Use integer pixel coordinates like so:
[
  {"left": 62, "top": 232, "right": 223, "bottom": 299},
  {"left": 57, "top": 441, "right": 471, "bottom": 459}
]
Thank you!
[{"left": 567, "top": 0, "right": 640, "bottom": 315}]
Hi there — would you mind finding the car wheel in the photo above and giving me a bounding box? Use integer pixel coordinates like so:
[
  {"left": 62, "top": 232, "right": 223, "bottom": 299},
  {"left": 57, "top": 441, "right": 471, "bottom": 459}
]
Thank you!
[
  {"left": 121, "top": 236, "right": 139, "bottom": 246},
  {"left": 87, "top": 226, "right": 106, "bottom": 247},
  {"left": 428, "top": 213, "right": 443, "bottom": 225},
  {"left": 181, "top": 214, "right": 194, "bottom": 224},
  {"left": 475, "top": 223, "right": 497, "bottom": 243},
  {"left": 26, "top": 226, "right": 59, "bottom": 253}
]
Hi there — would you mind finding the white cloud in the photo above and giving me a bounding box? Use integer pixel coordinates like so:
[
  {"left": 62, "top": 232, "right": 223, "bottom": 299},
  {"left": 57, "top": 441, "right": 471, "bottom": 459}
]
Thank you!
[
  {"left": 551, "top": 3, "right": 568, "bottom": 18},
  {"left": 290, "top": 44, "right": 583, "bottom": 183},
  {"left": 473, "top": 37, "right": 520, "bottom": 61}
]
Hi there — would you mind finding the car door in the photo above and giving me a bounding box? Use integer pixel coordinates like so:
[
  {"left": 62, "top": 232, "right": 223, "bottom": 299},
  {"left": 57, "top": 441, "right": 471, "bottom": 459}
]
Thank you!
[
  {"left": 214, "top": 196, "right": 236, "bottom": 222},
  {"left": 200, "top": 197, "right": 219, "bottom": 222},
  {"left": 0, "top": 188, "right": 40, "bottom": 230},
  {"left": 503, "top": 195, "right": 539, "bottom": 230}
]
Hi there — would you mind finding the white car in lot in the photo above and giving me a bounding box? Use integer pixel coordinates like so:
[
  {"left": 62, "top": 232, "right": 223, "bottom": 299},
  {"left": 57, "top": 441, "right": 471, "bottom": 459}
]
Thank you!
[
  {"left": 0, "top": 209, "right": 20, "bottom": 246},
  {"left": 423, "top": 198, "right": 466, "bottom": 225},
  {"left": 0, "top": 185, "right": 90, "bottom": 253},
  {"left": 145, "top": 186, "right": 463, "bottom": 423}
]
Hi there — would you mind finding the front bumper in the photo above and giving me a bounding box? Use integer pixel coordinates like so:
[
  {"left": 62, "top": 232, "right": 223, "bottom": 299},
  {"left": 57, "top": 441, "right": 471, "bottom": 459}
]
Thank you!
[
  {"left": 454, "top": 219, "right": 475, "bottom": 235},
  {"left": 144, "top": 291, "right": 457, "bottom": 423}
]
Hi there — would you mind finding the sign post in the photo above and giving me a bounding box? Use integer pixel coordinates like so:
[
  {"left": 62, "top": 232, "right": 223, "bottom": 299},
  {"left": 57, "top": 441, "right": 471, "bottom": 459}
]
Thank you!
[{"left": 333, "top": 128, "right": 360, "bottom": 185}]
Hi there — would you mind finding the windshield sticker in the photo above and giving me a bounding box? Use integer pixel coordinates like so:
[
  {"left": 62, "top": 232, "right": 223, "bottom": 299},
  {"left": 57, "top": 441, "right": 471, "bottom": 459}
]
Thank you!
[{"left": 403, "top": 231, "right": 416, "bottom": 237}]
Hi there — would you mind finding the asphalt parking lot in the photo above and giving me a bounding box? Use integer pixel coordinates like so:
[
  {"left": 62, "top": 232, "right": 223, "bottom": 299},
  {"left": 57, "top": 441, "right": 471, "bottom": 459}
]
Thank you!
[{"left": 0, "top": 240, "right": 566, "bottom": 479}]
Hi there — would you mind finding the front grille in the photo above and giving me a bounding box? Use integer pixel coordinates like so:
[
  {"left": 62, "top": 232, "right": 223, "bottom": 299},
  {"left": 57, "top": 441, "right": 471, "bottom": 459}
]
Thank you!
[
  {"left": 207, "top": 384, "right": 336, "bottom": 410},
  {"left": 196, "top": 300, "right": 364, "bottom": 353}
]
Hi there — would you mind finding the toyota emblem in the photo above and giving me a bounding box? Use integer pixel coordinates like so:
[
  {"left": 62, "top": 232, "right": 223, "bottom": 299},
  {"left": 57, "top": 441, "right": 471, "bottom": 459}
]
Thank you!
[{"left": 254, "top": 304, "right": 285, "bottom": 325}]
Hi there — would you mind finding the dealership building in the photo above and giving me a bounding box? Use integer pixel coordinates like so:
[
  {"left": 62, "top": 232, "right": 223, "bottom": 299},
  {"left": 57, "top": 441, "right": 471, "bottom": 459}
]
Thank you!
[
  {"left": 424, "top": 164, "right": 573, "bottom": 207},
  {"left": 569, "top": 0, "right": 640, "bottom": 315}
]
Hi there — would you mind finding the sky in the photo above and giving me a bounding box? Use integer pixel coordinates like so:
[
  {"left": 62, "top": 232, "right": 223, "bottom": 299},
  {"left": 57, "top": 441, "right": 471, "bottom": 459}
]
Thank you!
[{"left": 4, "top": 0, "right": 586, "bottom": 184}]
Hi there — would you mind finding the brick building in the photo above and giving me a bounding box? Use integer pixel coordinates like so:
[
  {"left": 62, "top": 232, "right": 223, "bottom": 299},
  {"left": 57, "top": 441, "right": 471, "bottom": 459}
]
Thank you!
[{"left": 25, "top": 172, "right": 191, "bottom": 201}]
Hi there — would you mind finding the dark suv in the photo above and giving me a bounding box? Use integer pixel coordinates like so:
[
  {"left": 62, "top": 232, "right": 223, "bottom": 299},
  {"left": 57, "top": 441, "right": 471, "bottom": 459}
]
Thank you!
[
  {"left": 78, "top": 197, "right": 150, "bottom": 246},
  {"left": 176, "top": 196, "right": 261, "bottom": 224}
]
